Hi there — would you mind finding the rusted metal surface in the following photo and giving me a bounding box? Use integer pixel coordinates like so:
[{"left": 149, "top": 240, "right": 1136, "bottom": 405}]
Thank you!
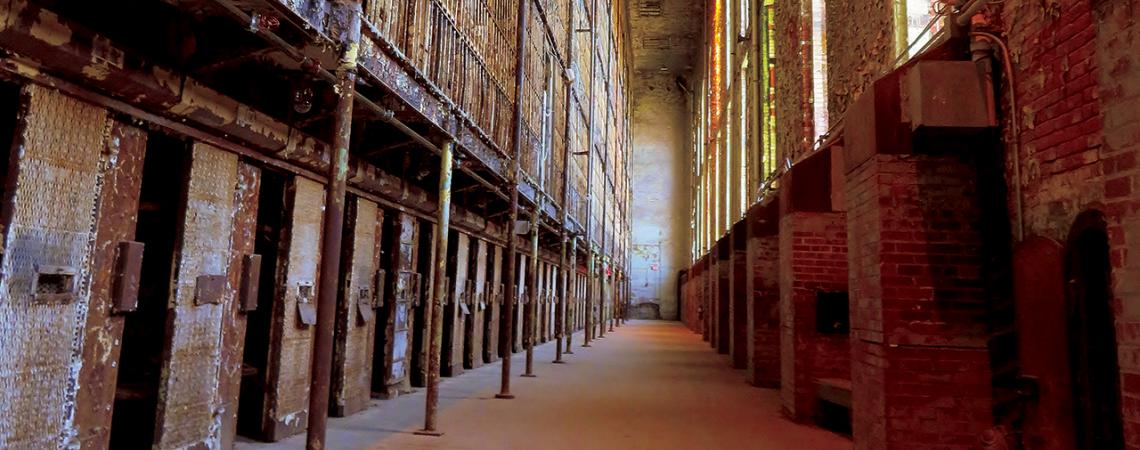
[
  {"left": 421, "top": 139, "right": 453, "bottom": 435},
  {"left": 0, "top": 85, "right": 104, "bottom": 448},
  {"left": 381, "top": 213, "right": 418, "bottom": 397},
  {"left": 111, "top": 241, "right": 145, "bottom": 314},
  {"left": 523, "top": 206, "right": 540, "bottom": 376},
  {"left": 443, "top": 232, "right": 471, "bottom": 377},
  {"left": 240, "top": 254, "right": 263, "bottom": 313},
  {"left": 306, "top": 1, "right": 360, "bottom": 446},
  {"left": 1013, "top": 237, "right": 1076, "bottom": 450},
  {"left": 465, "top": 239, "right": 488, "bottom": 369},
  {"left": 219, "top": 162, "right": 262, "bottom": 450},
  {"left": 74, "top": 118, "right": 146, "bottom": 449},
  {"left": 262, "top": 176, "right": 324, "bottom": 441},
  {"left": 498, "top": 0, "right": 530, "bottom": 400},
  {"left": 330, "top": 197, "right": 379, "bottom": 417},
  {"left": 150, "top": 143, "right": 238, "bottom": 448},
  {"left": 485, "top": 244, "right": 503, "bottom": 363}
]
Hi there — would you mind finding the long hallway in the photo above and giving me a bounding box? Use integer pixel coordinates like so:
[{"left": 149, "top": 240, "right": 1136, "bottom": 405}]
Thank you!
[{"left": 240, "top": 321, "right": 850, "bottom": 450}]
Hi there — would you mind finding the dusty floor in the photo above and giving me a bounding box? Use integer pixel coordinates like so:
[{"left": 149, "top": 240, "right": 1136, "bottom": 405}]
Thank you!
[{"left": 237, "top": 321, "right": 851, "bottom": 450}]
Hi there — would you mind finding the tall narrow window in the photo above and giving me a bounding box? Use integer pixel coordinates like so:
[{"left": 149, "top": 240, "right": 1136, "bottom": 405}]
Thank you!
[
  {"left": 739, "top": 55, "right": 749, "bottom": 214},
  {"left": 810, "top": 0, "right": 828, "bottom": 143},
  {"left": 896, "top": 0, "right": 941, "bottom": 58}
]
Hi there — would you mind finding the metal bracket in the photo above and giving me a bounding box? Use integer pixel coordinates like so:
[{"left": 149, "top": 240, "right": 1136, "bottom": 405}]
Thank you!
[
  {"left": 194, "top": 275, "right": 227, "bottom": 306},
  {"left": 374, "top": 268, "right": 387, "bottom": 308},
  {"left": 111, "top": 241, "right": 144, "bottom": 313},
  {"left": 239, "top": 254, "right": 262, "bottom": 312},
  {"left": 357, "top": 287, "right": 374, "bottom": 323},
  {"left": 296, "top": 282, "right": 317, "bottom": 326}
]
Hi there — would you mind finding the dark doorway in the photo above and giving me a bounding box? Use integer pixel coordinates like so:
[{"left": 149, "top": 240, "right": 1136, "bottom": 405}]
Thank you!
[
  {"left": 236, "top": 169, "right": 288, "bottom": 440},
  {"left": 1066, "top": 210, "right": 1124, "bottom": 450},
  {"left": 109, "top": 133, "right": 189, "bottom": 449},
  {"left": 441, "top": 231, "right": 461, "bottom": 376},
  {"left": 483, "top": 247, "right": 499, "bottom": 364},
  {"left": 411, "top": 219, "right": 434, "bottom": 387},
  {"left": 371, "top": 212, "right": 396, "bottom": 396}
]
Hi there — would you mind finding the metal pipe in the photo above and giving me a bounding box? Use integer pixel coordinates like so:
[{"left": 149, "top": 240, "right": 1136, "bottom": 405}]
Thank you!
[
  {"left": 564, "top": 237, "right": 577, "bottom": 354},
  {"left": 598, "top": 180, "right": 608, "bottom": 340},
  {"left": 581, "top": 0, "right": 599, "bottom": 348},
  {"left": 553, "top": 0, "right": 576, "bottom": 364},
  {"left": 498, "top": 0, "right": 532, "bottom": 400},
  {"left": 523, "top": 200, "right": 542, "bottom": 377},
  {"left": 971, "top": 31, "right": 1024, "bottom": 242},
  {"left": 305, "top": 2, "right": 361, "bottom": 449},
  {"left": 955, "top": 0, "right": 990, "bottom": 26},
  {"left": 417, "top": 140, "right": 453, "bottom": 436}
]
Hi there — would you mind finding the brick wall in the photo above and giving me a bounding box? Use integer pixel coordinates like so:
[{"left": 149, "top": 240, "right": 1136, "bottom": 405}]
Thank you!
[
  {"left": 1002, "top": 0, "right": 1105, "bottom": 240},
  {"left": 774, "top": 0, "right": 812, "bottom": 163},
  {"left": 749, "top": 234, "right": 780, "bottom": 387},
  {"left": 779, "top": 212, "right": 850, "bottom": 421},
  {"left": 845, "top": 152, "right": 993, "bottom": 449},
  {"left": 1093, "top": 0, "right": 1140, "bottom": 446},
  {"left": 823, "top": 0, "right": 895, "bottom": 120}
]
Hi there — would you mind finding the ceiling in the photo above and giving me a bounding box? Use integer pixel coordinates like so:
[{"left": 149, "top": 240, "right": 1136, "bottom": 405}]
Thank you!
[{"left": 626, "top": 0, "right": 703, "bottom": 78}]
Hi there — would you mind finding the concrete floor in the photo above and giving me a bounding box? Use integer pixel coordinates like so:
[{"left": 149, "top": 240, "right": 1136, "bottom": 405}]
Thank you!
[{"left": 237, "top": 321, "right": 851, "bottom": 450}]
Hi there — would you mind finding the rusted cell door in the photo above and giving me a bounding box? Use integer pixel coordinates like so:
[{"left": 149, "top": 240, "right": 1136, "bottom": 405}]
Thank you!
[
  {"left": 465, "top": 239, "right": 489, "bottom": 369},
  {"left": 484, "top": 244, "right": 503, "bottom": 363},
  {"left": 74, "top": 116, "right": 147, "bottom": 449},
  {"left": 149, "top": 142, "right": 261, "bottom": 449},
  {"left": 411, "top": 220, "right": 436, "bottom": 388},
  {"left": 442, "top": 231, "right": 470, "bottom": 377},
  {"left": 0, "top": 84, "right": 118, "bottom": 449},
  {"left": 105, "top": 130, "right": 187, "bottom": 450},
  {"left": 217, "top": 162, "right": 262, "bottom": 449},
  {"left": 1013, "top": 236, "right": 1077, "bottom": 450},
  {"left": 374, "top": 212, "right": 419, "bottom": 398},
  {"left": 329, "top": 197, "right": 381, "bottom": 417},
  {"left": 242, "top": 176, "right": 325, "bottom": 441},
  {"left": 534, "top": 261, "right": 545, "bottom": 344},
  {"left": 236, "top": 169, "right": 286, "bottom": 440},
  {"left": 514, "top": 253, "right": 527, "bottom": 353}
]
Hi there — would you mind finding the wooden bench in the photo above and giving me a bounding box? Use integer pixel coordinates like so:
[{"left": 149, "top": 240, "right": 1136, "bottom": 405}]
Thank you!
[
  {"left": 817, "top": 378, "right": 852, "bottom": 407},
  {"left": 816, "top": 378, "right": 853, "bottom": 435}
]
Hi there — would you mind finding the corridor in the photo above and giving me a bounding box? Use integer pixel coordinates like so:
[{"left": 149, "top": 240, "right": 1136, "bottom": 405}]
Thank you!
[{"left": 239, "top": 322, "right": 850, "bottom": 450}]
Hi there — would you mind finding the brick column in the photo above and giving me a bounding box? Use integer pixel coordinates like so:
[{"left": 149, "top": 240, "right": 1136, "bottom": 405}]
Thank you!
[
  {"left": 778, "top": 147, "right": 851, "bottom": 422},
  {"left": 730, "top": 222, "right": 749, "bottom": 369},
  {"left": 845, "top": 61, "right": 996, "bottom": 449},
  {"left": 747, "top": 199, "right": 781, "bottom": 387},
  {"left": 716, "top": 240, "right": 731, "bottom": 354}
]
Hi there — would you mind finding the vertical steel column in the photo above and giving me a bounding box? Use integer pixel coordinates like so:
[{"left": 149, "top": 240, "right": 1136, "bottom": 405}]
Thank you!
[
  {"left": 554, "top": 0, "right": 576, "bottom": 364},
  {"left": 581, "top": 0, "right": 600, "bottom": 348},
  {"left": 564, "top": 237, "right": 577, "bottom": 354},
  {"left": 498, "top": 0, "right": 531, "bottom": 400},
  {"left": 306, "top": 2, "right": 361, "bottom": 448},
  {"left": 597, "top": 183, "right": 607, "bottom": 340},
  {"left": 417, "top": 141, "right": 453, "bottom": 436},
  {"left": 523, "top": 200, "right": 541, "bottom": 377}
]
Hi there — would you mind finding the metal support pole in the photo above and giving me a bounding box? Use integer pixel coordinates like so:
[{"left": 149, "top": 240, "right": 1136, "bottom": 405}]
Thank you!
[
  {"left": 563, "top": 237, "right": 577, "bottom": 355},
  {"left": 523, "top": 200, "right": 541, "bottom": 377},
  {"left": 498, "top": 0, "right": 530, "bottom": 400},
  {"left": 305, "top": 2, "right": 360, "bottom": 448},
  {"left": 416, "top": 141, "right": 453, "bottom": 436}
]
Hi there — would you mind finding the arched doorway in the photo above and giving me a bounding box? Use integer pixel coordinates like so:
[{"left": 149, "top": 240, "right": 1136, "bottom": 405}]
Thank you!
[{"left": 1066, "top": 210, "right": 1124, "bottom": 450}]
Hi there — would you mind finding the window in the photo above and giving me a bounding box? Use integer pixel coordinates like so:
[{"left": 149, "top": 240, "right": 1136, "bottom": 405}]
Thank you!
[
  {"left": 896, "top": 0, "right": 942, "bottom": 59},
  {"left": 810, "top": 0, "right": 828, "bottom": 142},
  {"left": 816, "top": 291, "right": 850, "bottom": 334}
]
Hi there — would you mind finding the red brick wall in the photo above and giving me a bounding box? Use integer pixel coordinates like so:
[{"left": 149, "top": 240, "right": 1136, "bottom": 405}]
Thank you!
[
  {"left": 731, "top": 239, "right": 749, "bottom": 369},
  {"left": 779, "top": 212, "right": 850, "bottom": 421},
  {"left": 1001, "top": 0, "right": 1105, "bottom": 240},
  {"left": 845, "top": 153, "right": 993, "bottom": 449},
  {"left": 749, "top": 234, "right": 780, "bottom": 387},
  {"left": 1093, "top": 1, "right": 1140, "bottom": 446}
]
